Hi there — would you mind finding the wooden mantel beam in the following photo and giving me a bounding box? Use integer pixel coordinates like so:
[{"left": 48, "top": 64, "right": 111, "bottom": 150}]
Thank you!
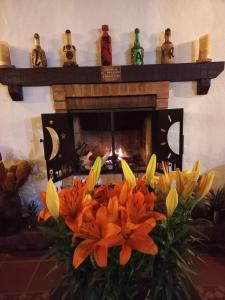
[{"left": 0, "top": 62, "right": 224, "bottom": 100}]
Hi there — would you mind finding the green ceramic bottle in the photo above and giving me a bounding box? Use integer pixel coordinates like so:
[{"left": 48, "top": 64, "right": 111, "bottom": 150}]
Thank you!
[{"left": 131, "top": 28, "right": 144, "bottom": 65}]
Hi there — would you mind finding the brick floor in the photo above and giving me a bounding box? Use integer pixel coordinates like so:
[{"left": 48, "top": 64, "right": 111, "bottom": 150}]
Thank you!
[{"left": 0, "top": 251, "right": 224, "bottom": 299}]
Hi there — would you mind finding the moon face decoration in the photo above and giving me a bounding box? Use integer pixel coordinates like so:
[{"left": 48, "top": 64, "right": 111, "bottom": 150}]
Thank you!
[
  {"left": 45, "top": 126, "right": 60, "bottom": 160},
  {"left": 167, "top": 122, "right": 180, "bottom": 155}
]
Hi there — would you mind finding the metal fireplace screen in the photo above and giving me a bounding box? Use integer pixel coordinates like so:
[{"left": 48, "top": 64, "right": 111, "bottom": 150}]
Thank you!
[{"left": 41, "top": 108, "right": 183, "bottom": 182}]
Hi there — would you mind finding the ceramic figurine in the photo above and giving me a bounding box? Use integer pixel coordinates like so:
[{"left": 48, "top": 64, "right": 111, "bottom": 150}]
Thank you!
[
  {"left": 101, "top": 25, "right": 112, "bottom": 66},
  {"left": 62, "top": 29, "right": 77, "bottom": 67},
  {"left": 161, "top": 28, "right": 174, "bottom": 64},
  {"left": 131, "top": 28, "right": 144, "bottom": 65},
  {"left": 31, "top": 33, "right": 47, "bottom": 68},
  {"left": 0, "top": 42, "right": 12, "bottom": 67},
  {"left": 197, "top": 34, "right": 212, "bottom": 62}
]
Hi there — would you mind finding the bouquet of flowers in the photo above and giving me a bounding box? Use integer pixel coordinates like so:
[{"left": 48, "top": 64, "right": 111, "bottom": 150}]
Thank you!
[{"left": 39, "top": 155, "right": 215, "bottom": 300}]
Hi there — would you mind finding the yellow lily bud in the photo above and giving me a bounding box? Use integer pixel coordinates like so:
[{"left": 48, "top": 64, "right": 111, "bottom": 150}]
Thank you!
[
  {"left": 175, "top": 170, "right": 185, "bottom": 195},
  {"left": 181, "top": 179, "right": 195, "bottom": 200},
  {"left": 192, "top": 160, "right": 200, "bottom": 182},
  {"left": 146, "top": 154, "right": 156, "bottom": 187},
  {"left": 121, "top": 159, "right": 136, "bottom": 188},
  {"left": 92, "top": 156, "right": 102, "bottom": 181},
  {"left": 46, "top": 179, "right": 59, "bottom": 219},
  {"left": 158, "top": 174, "right": 170, "bottom": 195},
  {"left": 166, "top": 185, "right": 178, "bottom": 217},
  {"left": 86, "top": 169, "right": 97, "bottom": 194},
  {"left": 196, "top": 171, "right": 215, "bottom": 200}
]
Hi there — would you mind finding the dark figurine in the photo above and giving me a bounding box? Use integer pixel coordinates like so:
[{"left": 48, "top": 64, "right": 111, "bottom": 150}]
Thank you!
[
  {"left": 131, "top": 28, "right": 144, "bottom": 65},
  {"left": 0, "top": 159, "right": 30, "bottom": 236},
  {"left": 101, "top": 25, "right": 112, "bottom": 66},
  {"left": 161, "top": 28, "right": 174, "bottom": 64},
  {"left": 62, "top": 29, "right": 77, "bottom": 67},
  {"left": 31, "top": 33, "right": 47, "bottom": 68}
]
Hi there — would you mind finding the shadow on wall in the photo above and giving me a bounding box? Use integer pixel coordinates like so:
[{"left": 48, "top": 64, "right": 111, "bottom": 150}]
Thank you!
[
  {"left": 210, "top": 165, "right": 225, "bottom": 191},
  {"left": 10, "top": 46, "right": 29, "bottom": 68},
  {"left": 169, "top": 40, "right": 200, "bottom": 98},
  {"left": 28, "top": 116, "right": 47, "bottom": 182}
]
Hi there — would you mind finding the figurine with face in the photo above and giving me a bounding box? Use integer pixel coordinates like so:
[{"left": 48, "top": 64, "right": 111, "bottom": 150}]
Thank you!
[
  {"left": 31, "top": 33, "right": 47, "bottom": 68},
  {"left": 101, "top": 25, "right": 112, "bottom": 66},
  {"left": 131, "top": 28, "right": 144, "bottom": 65},
  {"left": 62, "top": 29, "right": 77, "bottom": 67},
  {"left": 161, "top": 28, "right": 174, "bottom": 64}
]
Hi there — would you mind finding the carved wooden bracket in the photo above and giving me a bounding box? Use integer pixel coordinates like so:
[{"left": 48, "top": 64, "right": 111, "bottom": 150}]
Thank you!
[{"left": 0, "top": 62, "right": 224, "bottom": 101}]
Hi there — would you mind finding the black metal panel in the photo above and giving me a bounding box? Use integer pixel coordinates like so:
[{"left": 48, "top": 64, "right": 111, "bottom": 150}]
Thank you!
[
  {"left": 41, "top": 113, "right": 75, "bottom": 182},
  {"left": 152, "top": 108, "right": 184, "bottom": 170}
]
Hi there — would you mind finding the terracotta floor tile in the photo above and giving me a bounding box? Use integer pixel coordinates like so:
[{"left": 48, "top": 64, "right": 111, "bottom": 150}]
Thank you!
[
  {"left": 194, "top": 256, "right": 225, "bottom": 285},
  {"left": 3, "top": 251, "right": 46, "bottom": 262},
  {"left": 0, "top": 261, "right": 39, "bottom": 294},
  {"left": 0, "top": 253, "right": 7, "bottom": 262},
  {"left": 27, "top": 260, "right": 64, "bottom": 293}
]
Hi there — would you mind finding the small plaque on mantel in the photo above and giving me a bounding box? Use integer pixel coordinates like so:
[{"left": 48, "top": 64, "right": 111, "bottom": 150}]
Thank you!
[{"left": 101, "top": 66, "right": 121, "bottom": 82}]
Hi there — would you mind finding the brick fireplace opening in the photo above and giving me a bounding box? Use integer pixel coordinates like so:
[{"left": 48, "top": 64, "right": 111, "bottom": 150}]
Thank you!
[{"left": 41, "top": 81, "right": 183, "bottom": 182}]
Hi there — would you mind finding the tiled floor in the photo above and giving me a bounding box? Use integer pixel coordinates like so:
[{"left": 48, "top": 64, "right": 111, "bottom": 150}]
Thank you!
[
  {"left": 0, "top": 251, "right": 61, "bottom": 299},
  {"left": 0, "top": 251, "right": 224, "bottom": 299}
]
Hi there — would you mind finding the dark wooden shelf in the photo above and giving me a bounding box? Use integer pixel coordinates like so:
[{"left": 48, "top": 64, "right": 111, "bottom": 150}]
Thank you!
[{"left": 0, "top": 62, "right": 224, "bottom": 101}]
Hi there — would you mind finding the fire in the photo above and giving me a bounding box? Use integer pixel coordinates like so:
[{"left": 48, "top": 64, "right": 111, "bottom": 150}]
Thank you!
[
  {"left": 116, "top": 147, "right": 123, "bottom": 160},
  {"left": 109, "top": 147, "right": 124, "bottom": 160}
]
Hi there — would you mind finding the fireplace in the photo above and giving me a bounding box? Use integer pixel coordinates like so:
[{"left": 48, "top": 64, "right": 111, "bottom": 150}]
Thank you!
[{"left": 41, "top": 81, "right": 183, "bottom": 182}]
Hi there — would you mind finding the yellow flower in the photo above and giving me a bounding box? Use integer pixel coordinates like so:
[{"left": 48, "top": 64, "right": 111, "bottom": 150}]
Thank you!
[
  {"left": 46, "top": 179, "right": 59, "bottom": 219},
  {"left": 181, "top": 179, "right": 195, "bottom": 200},
  {"left": 166, "top": 184, "right": 178, "bottom": 217},
  {"left": 86, "top": 156, "right": 102, "bottom": 195},
  {"left": 195, "top": 171, "right": 215, "bottom": 200},
  {"left": 158, "top": 174, "right": 170, "bottom": 194},
  {"left": 192, "top": 160, "right": 200, "bottom": 182},
  {"left": 121, "top": 159, "right": 136, "bottom": 188},
  {"left": 92, "top": 156, "right": 102, "bottom": 181},
  {"left": 146, "top": 154, "right": 156, "bottom": 187}
]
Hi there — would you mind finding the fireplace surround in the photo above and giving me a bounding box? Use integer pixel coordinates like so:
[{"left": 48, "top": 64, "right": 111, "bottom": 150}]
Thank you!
[{"left": 41, "top": 81, "right": 183, "bottom": 182}]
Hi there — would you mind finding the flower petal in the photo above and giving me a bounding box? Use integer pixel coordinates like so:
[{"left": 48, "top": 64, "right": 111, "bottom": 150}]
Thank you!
[
  {"left": 101, "top": 222, "right": 121, "bottom": 238},
  {"left": 166, "top": 186, "right": 178, "bottom": 217},
  {"left": 96, "top": 206, "right": 107, "bottom": 225},
  {"left": 107, "top": 196, "right": 119, "bottom": 222},
  {"left": 86, "top": 169, "right": 96, "bottom": 194},
  {"left": 46, "top": 179, "right": 59, "bottom": 219},
  {"left": 73, "top": 239, "right": 96, "bottom": 268},
  {"left": 119, "top": 182, "right": 129, "bottom": 205},
  {"left": 94, "top": 245, "right": 108, "bottom": 267},
  {"left": 120, "top": 244, "right": 132, "bottom": 265},
  {"left": 92, "top": 156, "right": 102, "bottom": 181},
  {"left": 128, "top": 235, "right": 158, "bottom": 255},
  {"left": 146, "top": 154, "right": 156, "bottom": 187},
  {"left": 121, "top": 159, "right": 136, "bottom": 188},
  {"left": 132, "top": 220, "right": 156, "bottom": 236}
]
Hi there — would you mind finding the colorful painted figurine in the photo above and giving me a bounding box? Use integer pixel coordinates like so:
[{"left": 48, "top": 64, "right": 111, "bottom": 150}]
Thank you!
[
  {"left": 131, "top": 28, "right": 144, "bottom": 65},
  {"left": 101, "top": 25, "right": 112, "bottom": 66},
  {"left": 62, "top": 29, "right": 77, "bottom": 67},
  {"left": 31, "top": 33, "right": 47, "bottom": 68},
  {"left": 161, "top": 28, "right": 174, "bottom": 64}
]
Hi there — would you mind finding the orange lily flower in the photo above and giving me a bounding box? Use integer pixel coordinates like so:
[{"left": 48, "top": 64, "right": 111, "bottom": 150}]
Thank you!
[
  {"left": 126, "top": 191, "right": 166, "bottom": 230},
  {"left": 73, "top": 205, "right": 121, "bottom": 268},
  {"left": 106, "top": 210, "right": 158, "bottom": 265},
  {"left": 59, "top": 180, "right": 98, "bottom": 232}
]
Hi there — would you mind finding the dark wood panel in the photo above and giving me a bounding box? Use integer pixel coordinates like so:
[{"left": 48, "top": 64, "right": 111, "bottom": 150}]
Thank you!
[
  {"left": 0, "top": 62, "right": 224, "bottom": 100},
  {"left": 0, "top": 62, "right": 223, "bottom": 86}
]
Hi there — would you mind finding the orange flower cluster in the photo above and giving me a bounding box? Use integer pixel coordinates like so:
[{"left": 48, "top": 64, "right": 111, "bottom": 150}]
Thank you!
[{"left": 39, "top": 176, "right": 166, "bottom": 269}]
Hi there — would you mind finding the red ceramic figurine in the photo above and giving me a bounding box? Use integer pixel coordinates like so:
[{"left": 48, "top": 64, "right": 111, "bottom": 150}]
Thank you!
[{"left": 101, "top": 25, "right": 112, "bottom": 66}]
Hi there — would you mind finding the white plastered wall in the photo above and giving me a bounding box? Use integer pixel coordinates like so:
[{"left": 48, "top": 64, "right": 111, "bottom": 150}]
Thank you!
[{"left": 0, "top": 0, "right": 225, "bottom": 203}]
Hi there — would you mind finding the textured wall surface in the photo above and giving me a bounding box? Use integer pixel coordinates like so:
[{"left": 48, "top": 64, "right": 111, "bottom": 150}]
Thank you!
[{"left": 0, "top": 0, "right": 225, "bottom": 203}]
